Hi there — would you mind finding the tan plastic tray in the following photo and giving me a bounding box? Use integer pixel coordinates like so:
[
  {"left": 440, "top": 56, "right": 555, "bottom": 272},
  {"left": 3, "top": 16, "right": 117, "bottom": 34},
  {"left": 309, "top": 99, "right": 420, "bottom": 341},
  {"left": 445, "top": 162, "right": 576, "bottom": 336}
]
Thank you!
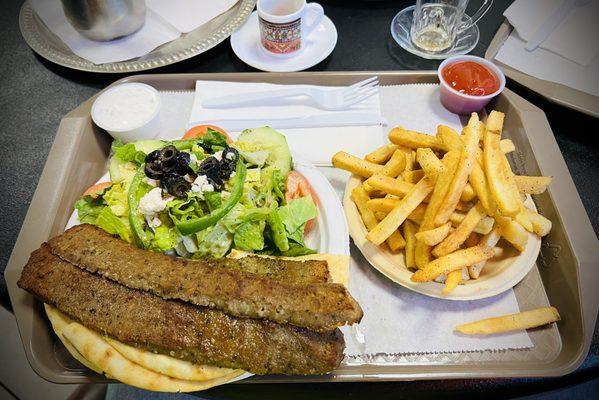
[
  {"left": 485, "top": 20, "right": 599, "bottom": 118},
  {"left": 5, "top": 72, "right": 599, "bottom": 383}
]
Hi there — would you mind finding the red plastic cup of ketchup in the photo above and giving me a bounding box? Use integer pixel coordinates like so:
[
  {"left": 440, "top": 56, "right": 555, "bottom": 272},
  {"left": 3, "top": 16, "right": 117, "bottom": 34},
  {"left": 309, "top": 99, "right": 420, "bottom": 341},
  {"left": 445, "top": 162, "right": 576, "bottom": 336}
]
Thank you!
[{"left": 438, "top": 55, "right": 505, "bottom": 115}]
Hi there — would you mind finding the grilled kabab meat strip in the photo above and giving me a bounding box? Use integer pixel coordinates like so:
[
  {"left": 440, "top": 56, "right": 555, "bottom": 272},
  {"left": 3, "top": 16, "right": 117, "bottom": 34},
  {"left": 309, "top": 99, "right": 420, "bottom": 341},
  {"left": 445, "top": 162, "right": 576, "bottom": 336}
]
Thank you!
[
  {"left": 18, "top": 245, "right": 345, "bottom": 375},
  {"left": 47, "top": 224, "right": 363, "bottom": 332}
]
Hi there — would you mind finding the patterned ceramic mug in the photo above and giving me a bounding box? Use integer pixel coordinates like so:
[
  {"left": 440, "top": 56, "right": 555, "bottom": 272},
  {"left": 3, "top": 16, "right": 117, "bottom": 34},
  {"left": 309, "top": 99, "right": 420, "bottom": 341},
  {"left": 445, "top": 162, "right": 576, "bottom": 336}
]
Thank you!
[{"left": 257, "top": 0, "right": 324, "bottom": 57}]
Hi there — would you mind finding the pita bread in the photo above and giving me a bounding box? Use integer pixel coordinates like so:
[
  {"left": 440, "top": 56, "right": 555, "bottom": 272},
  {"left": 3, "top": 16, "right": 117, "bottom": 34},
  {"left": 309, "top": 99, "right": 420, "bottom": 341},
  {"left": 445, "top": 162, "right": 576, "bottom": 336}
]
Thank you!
[
  {"left": 44, "top": 304, "right": 103, "bottom": 374},
  {"left": 104, "top": 337, "right": 238, "bottom": 381},
  {"left": 61, "top": 322, "right": 244, "bottom": 392},
  {"left": 228, "top": 250, "right": 350, "bottom": 287}
]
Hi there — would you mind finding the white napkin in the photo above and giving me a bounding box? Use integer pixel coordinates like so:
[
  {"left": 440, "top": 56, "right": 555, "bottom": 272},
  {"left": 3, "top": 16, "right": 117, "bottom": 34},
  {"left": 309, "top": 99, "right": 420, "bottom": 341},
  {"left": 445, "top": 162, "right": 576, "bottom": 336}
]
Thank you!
[
  {"left": 188, "top": 80, "right": 387, "bottom": 165},
  {"left": 29, "top": 0, "right": 239, "bottom": 65},
  {"left": 504, "top": 0, "right": 599, "bottom": 66},
  {"left": 496, "top": 34, "right": 599, "bottom": 97},
  {"left": 146, "top": 0, "right": 239, "bottom": 33}
]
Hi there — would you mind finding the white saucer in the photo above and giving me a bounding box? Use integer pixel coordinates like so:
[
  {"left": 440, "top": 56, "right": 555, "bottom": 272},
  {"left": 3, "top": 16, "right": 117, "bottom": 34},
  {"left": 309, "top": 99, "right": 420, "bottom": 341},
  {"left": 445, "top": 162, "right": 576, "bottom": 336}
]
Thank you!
[{"left": 231, "top": 11, "right": 337, "bottom": 72}]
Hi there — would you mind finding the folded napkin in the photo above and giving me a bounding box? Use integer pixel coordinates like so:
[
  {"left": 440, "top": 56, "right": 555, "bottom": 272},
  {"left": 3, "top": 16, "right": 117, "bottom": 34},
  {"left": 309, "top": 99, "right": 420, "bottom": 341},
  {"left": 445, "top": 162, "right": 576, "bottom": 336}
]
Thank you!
[
  {"left": 29, "top": 0, "right": 239, "bottom": 65},
  {"left": 504, "top": 0, "right": 599, "bottom": 66},
  {"left": 188, "top": 80, "right": 388, "bottom": 165}
]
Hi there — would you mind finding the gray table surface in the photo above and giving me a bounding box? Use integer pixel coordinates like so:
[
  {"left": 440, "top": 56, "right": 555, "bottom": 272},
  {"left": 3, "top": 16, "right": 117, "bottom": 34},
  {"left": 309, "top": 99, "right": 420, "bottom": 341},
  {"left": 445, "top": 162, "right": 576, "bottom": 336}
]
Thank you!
[{"left": 0, "top": 0, "right": 597, "bottom": 398}]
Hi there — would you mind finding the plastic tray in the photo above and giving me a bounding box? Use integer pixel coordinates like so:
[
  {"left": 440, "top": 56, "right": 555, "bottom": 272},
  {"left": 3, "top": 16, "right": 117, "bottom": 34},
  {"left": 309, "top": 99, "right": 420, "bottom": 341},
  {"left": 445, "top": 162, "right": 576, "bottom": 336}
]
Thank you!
[{"left": 5, "top": 72, "right": 598, "bottom": 383}]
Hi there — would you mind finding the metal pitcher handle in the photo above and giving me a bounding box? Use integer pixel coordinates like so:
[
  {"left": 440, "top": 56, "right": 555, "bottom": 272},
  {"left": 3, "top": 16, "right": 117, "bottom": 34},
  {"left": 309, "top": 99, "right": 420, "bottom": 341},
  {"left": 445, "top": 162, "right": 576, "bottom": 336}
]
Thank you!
[{"left": 459, "top": 0, "right": 493, "bottom": 32}]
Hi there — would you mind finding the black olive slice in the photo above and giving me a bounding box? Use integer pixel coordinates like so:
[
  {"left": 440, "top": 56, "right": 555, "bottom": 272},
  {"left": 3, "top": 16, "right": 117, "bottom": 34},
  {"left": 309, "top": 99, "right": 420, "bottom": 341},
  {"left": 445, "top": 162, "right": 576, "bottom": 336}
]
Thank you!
[
  {"left": 145, "top": 149, "right": 161, "bottom": 164},
  {"left": 144, "top": 162, "right": 163, "bottom": 179}
]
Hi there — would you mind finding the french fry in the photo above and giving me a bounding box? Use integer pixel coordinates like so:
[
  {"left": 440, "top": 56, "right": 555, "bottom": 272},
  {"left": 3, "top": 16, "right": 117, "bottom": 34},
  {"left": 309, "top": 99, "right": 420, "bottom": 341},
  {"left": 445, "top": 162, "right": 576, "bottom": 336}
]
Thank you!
[
  {"left": 381, "top": 150, "right": 407, "bottom": 177},
  {"left": 366, "top": 177, "right": 434, "bottom": 245},
  {"left": 365, "top": 143, "right": 399, "bottom": 164},
  {"left": 464, "top": 231, "right": 480, "bottom": 247},
  {"left": 351, "top": 186, "right": 378, "bottom": 231},
  {"left": 404, "top": 169, "right": 424, "bottom": 183},
  {"left": 416, "top": 148, "right": 444, "bottom": 179},
  {"left": 437, "top": 125, "right": 462, "bottom": 151},
  {"left": 389, "top": 127, "right": 446, "bottom": 151},
  {"left": 468, "top": 226, "right": 501, "bottom": 279},
  {"left": 483, "top": 128, "right": 520, "bottom": 217},
  {"left": 499, "top": 139, "right": 515, "bottom": 154},
  {"left": 449, "top": 212, "right": 494, "bottom": 235},
  {"left": 526, "top": 209, "right": 553, "bottom": 237},
  {"left": 332, "top": 151, "right": 383, "bottom": 178},
  {"left": 414, "top": 150, "right": 461, "bottom": 269},
  {"left": 403, "top": 149, "right": 415, "bottom": 172},
  {"left": 486, "top": 110, "right": 505, "bottom": 133},
  {"left": 415, "top": 222, "right": 452, "bottom": 246},
  {"left": 433, "top": 202, "right": 487, "bottom": 257},
  {"left": 442, "top": 269, "right": 463, "bottom": 295},
  {"left": 366, "top": 198, "right": 400, "bottom": 213},
  {"left": 411, "top": 245, "right": 495, "bottom": 282},
  {"left": 403, "top": 220, "right": 417, "bottom": 269},
  {"left": 515, "top": 175, "right": 552, "bottom": 195},
  {"left": 455, "top": 307, "right": 560, "bottom": 335},
  {"left": 469, "top": 156, "right": 496, "bottom": 215},
  {"left": 365, "top": 174, "right": 413, "bottom": 197},
  {"left": 434, "top": 113, "right": 481, "bottom": 226},
  {"left": 374, "top": 209, "right": 407, "bottom": 251},
  {"left": 496, "top": 216, "right": 528, "bottom": 252},
  {"left": 407, "top": 204, "right": 427, "bottom": 224}
]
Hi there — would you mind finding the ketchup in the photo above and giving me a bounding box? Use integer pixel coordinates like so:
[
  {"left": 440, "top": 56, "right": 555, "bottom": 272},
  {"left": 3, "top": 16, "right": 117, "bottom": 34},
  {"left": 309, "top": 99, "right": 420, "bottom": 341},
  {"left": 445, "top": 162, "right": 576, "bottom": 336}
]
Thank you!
[{"left": 442, "top": 61, "right": 499, "bottom": 96}]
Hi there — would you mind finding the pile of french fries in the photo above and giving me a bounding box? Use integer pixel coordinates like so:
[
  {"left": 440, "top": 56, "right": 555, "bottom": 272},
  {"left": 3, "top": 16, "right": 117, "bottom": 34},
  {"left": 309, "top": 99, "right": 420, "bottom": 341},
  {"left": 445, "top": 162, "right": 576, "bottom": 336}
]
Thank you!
[{"left": 333, "top": 110, "right": 553, "bottom": 296}]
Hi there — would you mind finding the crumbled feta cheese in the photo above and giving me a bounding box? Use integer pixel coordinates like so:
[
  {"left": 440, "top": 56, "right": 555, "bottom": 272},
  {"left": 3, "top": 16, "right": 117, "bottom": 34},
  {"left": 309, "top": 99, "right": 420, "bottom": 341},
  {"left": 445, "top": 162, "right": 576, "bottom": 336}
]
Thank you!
[
  {"left": 145, "top": 214, "right": 162, "bottom": 229},
  {"left": 183, "top": 174, "right": 194, "bottom": 183},
  {"left": 230, "top": 171, "right": 236, "bottom": 178},
  {"left": 225, "top": 151, "right": 235, "bottom": 161},
  {"left": 191, "top": 175, "right": 214, "bottom": 194},
  {"left": 143, "top": 177, "right": 159, "bottom": 187},
  {"left": 190, "top": 153, "right": 198, "bottom": 164},
  {"left": 213, "top": 151, "right": 223, "bottom": 161},
  {"left": 138, "top": 188, "right": 171, "bottom": 215},
  {"left": 221, "top": 190, "right": 231, "bottom": 200}
]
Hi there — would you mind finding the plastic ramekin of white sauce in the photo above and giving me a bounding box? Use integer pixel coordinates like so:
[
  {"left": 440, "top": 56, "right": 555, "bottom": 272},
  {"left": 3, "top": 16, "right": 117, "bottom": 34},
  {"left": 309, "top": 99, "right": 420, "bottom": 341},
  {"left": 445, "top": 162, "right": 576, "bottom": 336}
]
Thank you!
[{"left": 91, "top": 83, "right": 161, "bottom": 143}]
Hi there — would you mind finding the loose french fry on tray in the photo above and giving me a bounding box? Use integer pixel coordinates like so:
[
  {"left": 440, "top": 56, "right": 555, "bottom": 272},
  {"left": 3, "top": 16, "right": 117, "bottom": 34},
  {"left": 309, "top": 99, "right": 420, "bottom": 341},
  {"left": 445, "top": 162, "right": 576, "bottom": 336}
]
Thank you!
[
  {"left": 442, "top": 269, "right": 463, "bottom": 295},
  {"left": 468, "top": 226, "right": 502, "bottom": 279},
  {"left": 515, "top": 175, "right": 553, "bottom": 195},
  {"left": 351, "top": 186, "right": 379, "bottom": 231},
  {"left": 499, "top": 139, "right": 515, "bottom": 154},
  {"left": 415, "top": 222, "right": 452, "bottom": 246},
  {"left": 389, "top": 127, "right": 446, "bottom": 151},
  {"left": 366, "top": 177, "right": 434, "bottom": 245},
  {"left": 496, "top": 216, "right": 528, "bottom": 252},
  {"left": 434, "top": 114, "right": 481, "bottom": 226},
  {"left": 483, "top": 128, "right": 520, "bottom": 217},
  {"left": 411, "top": 245, "right": 495, "bottom": 282},
  {"left": 403, "top": 220, "right": 417, "bottom": 269},
  {"left": 433, "top": 202, "right": 487, "bottom": 257},
  {"left": 365, "top": 143, "right": 398, "bottom": 164},
  {"left": 455, "top": 307, "right": 560, "bottom": 335},
  {"left": 332, "top": 151, "right": 383, "bottom": 178},
  {"left": 381, "top": 149, "right": 407, "bottom": 177}
]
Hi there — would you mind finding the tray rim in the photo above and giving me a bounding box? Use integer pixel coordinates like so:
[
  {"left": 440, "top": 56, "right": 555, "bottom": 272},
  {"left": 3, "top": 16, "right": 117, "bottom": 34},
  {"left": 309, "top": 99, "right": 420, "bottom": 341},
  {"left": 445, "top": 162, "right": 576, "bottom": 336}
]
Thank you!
[
  {"left": 485, "top": 19, "right": 599, "bottom": 118},
  {"left": 5, "top": 71, "right": 598, "bottom": 384},
  {"left": 18, "top": 0, "right": 257, "bottom": 73}
]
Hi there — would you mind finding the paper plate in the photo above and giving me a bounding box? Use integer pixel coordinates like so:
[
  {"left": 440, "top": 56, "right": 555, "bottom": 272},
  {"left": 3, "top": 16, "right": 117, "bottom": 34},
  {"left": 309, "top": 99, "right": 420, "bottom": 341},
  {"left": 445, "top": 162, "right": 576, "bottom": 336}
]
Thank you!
[{"left": 343, "top": 174, "right": 541, "bottom": 301}]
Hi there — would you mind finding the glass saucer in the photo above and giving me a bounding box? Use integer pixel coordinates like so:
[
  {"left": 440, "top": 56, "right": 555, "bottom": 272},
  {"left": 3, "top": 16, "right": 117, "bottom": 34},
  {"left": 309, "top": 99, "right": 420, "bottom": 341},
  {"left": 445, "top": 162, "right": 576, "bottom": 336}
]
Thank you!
[{"left": 390, "top": 5, "right": 479, "bottom": 60}]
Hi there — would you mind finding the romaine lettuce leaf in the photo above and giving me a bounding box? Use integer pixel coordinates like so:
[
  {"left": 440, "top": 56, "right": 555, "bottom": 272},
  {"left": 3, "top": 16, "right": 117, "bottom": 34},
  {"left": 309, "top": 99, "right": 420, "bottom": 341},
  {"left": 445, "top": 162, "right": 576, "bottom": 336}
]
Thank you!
[
  {"left": 111, "top": 140, "right": 146, "bottom": 165},
  {"left": 234, "top": 220, "right": 265, "bottom": 251},
  {"left": 149, "top": 225, "right": 178, "bottom": 252},
  {"left": 203, "top": 129, "right": 228, "bottom": 147},
  {"left": 196, "top": 222, "right": 232, "bottom": 258},
  {"left": 95, "top": 207, "right": 132, "bottom": 243},
  {"left": 103, "top": 182, "right": 129, "bottom": 217},
  {"left": 74, "top": 195, "right": 106, "bottom": 224},
  {"left": 277, "top": 196, "right": 317, "bottom": 238}
]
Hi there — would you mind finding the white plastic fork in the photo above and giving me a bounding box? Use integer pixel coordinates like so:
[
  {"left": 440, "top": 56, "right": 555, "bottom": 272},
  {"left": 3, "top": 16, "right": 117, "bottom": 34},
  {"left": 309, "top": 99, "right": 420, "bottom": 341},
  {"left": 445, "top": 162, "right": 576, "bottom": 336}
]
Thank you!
[{"left": 201, "top": 77, "right": 380, "bottom": 110}]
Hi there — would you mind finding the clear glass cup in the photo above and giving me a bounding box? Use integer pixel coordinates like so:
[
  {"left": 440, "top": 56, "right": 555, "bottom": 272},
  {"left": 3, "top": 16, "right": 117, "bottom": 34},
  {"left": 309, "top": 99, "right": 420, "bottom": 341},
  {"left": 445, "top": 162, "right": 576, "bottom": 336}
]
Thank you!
[{"left": 410, "top": 0, "right": 492, "bottom": 53}]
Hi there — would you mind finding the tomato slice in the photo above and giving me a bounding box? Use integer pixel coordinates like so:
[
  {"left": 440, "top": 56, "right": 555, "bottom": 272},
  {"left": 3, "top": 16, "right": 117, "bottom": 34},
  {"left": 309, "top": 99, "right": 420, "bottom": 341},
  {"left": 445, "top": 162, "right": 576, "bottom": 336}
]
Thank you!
[
  {"left": 285, "top": 171, "right": 318, "bottom": 235},
  {"left": 182, "top": 124, "right": 233, "bottom": 143},
  {"left": 82, "top": 181, "right": 112, "bottom": 199}
]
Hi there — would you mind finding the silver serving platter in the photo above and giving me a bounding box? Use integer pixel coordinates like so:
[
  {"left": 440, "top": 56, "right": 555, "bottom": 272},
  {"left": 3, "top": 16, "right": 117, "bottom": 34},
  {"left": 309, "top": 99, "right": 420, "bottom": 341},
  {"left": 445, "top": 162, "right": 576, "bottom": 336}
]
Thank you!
[{"left": 19, "top": 0, "right": 256, "bottom": 73}]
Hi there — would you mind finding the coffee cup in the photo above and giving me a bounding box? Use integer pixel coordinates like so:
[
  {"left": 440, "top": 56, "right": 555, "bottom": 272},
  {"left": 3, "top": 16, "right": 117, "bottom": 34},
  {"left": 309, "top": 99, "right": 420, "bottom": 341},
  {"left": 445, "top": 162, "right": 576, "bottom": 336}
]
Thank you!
[{"left": 257, "top": 0, "right": 324, "bottom": 57}]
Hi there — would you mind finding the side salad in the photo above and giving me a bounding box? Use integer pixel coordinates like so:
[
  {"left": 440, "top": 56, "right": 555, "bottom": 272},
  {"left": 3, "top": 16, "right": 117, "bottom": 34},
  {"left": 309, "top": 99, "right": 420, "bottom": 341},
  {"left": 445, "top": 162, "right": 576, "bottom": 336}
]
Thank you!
[{"left": 75, "top": 126, "right": 318, "bottom": 258}]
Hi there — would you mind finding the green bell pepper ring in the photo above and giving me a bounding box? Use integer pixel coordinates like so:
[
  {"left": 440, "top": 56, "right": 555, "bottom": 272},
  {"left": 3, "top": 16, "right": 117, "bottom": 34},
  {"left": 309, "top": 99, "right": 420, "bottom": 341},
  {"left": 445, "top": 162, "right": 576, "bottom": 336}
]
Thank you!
[
  {"left": 128, "top": 165, "right": 151, "bottom": 248},
  {"left": 176, "top": 160, "right": 247, "bottom": 236}
]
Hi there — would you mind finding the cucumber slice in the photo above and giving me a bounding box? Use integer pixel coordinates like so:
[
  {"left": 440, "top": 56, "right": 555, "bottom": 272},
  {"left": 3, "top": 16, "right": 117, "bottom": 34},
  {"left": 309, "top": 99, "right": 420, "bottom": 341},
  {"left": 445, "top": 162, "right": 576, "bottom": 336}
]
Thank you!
[{"left": 236, "top": 127, "right": 292, "bottom": 176}]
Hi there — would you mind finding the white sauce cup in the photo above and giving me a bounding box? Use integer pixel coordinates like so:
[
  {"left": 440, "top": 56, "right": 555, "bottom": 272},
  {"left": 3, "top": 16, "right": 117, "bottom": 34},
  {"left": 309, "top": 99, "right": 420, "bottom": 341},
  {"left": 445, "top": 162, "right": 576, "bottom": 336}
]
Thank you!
[{"left": 91, "top": 82, "right": 161, "bottom": 143}]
